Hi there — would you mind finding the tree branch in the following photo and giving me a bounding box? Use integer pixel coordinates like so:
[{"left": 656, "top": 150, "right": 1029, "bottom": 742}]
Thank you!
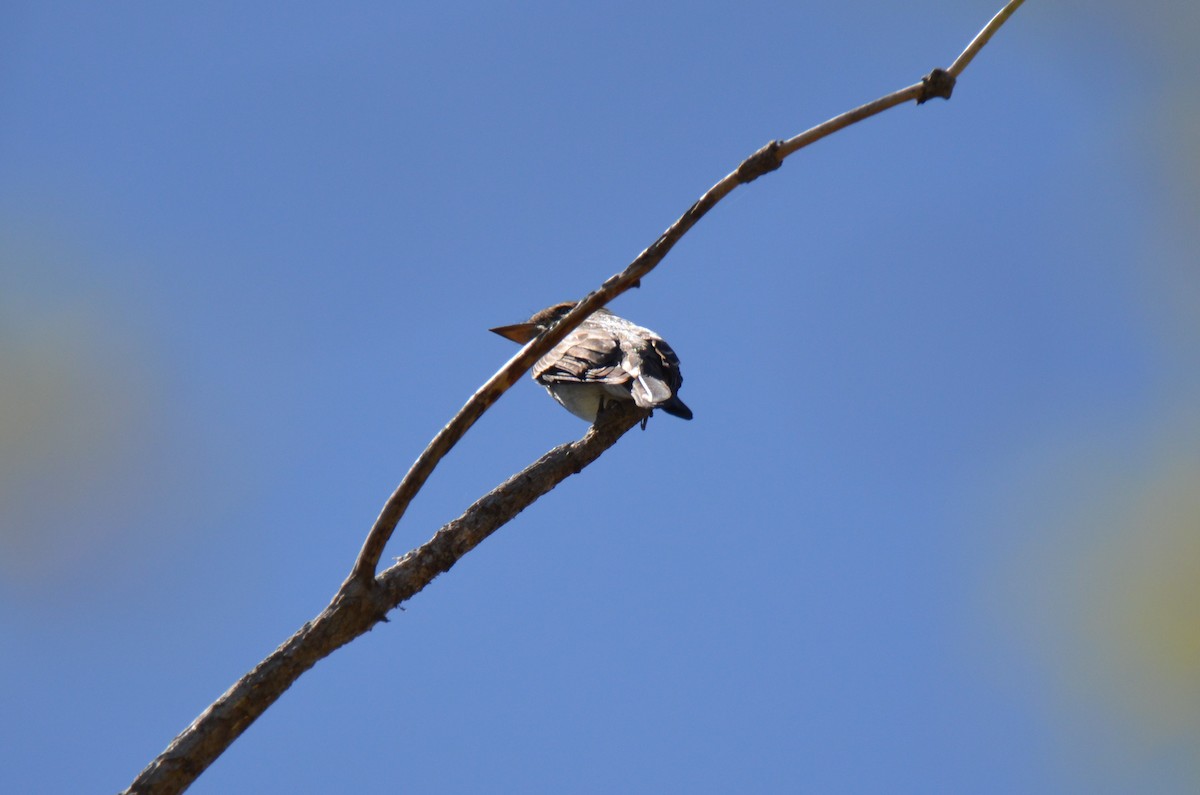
[
  {"left": 123, "top": 3, "right": 1027, "bottom": 792},
  {"left": 949, "top": 0, "right": 1026, "bottom": 78},
  {"left": 124, "top": 402, "right": 647, "bottom": 795}
]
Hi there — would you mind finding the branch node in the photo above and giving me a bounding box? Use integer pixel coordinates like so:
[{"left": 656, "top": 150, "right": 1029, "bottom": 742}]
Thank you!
[
  {"left": 736, "top": 140, "right": 784, "bottom": 183},
  {"left": 917, "top": 68, "right": 956, "bottom": 104}
]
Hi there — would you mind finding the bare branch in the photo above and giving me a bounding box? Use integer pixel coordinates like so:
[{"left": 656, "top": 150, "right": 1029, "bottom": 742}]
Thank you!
[
  {"left": 124, "top": 402, "right": 647, "bottom": 795},
  {"left": 949, "top": 0, "right": 1026, "bottom": 78},
  {"left": 124, "top": 3, "right": 1027, "bottom": 793}
]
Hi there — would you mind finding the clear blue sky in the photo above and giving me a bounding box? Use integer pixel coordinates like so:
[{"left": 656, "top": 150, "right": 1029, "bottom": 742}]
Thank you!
[{"left": 4, "top": 2, "right": 1199, "bottom": 793}]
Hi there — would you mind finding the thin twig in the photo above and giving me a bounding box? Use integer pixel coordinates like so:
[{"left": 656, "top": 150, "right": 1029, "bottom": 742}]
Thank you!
[
  {"left": 123, "top": 4, "right": 1027, "bottom": 793},
  {"left": 948, "top": 0, "right": 1026, "bottom": 77}
]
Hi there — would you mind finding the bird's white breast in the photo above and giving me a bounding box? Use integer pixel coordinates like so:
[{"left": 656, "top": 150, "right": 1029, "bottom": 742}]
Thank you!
[{"left": 542, "top": 382, "right": 631, "bottom": 422}]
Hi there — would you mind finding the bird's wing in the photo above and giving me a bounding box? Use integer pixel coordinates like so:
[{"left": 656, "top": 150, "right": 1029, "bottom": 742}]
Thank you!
[
  {"left": 649, "top": 338, "right": 684, "bottom": 391},
  {"left": 534, "top": 327, "right": 630, "bottom": 385},
  {"left": 622, "top": 337, "right": 684, "bottom": 408}
]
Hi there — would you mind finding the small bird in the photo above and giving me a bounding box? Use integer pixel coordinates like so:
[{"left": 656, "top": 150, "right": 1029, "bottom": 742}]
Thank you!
[{"left": 490, "top": 301, "right": 693, "bottom": 423}]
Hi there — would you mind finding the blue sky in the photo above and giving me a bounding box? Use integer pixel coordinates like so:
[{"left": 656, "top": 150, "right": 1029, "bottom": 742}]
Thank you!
[{"left": 4, "top": 2, "right": 1200, "bottom": 793}]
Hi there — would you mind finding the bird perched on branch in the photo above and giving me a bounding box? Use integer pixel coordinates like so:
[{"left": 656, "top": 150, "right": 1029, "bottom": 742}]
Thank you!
[{"left": 490, "top": 301, "right": 693, "bottom": 424}]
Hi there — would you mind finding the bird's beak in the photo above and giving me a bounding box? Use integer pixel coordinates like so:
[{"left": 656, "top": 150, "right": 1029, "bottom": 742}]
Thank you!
[{"left": 489, "top": 322, "right": 540, "bottom": 344}]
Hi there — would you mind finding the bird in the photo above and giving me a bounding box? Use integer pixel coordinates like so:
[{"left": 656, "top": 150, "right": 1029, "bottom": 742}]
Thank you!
[{"left": 490, "top": 301, "right": 693, "bottom": 423}]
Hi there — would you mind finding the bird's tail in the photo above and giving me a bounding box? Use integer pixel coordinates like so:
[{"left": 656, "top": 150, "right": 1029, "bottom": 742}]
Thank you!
[{"left": 660, "top": 396, "right": 693, "bottom": 420}]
